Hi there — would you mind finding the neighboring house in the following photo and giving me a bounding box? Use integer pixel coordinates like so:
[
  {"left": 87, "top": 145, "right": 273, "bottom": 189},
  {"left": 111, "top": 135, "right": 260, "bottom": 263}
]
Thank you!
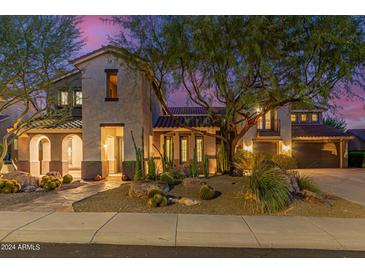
[
  {"left": 347, "top": 129, "right": 365, "bottom": 152},
  {"left": 15, "top": 45, "right": 353, "bottom": 180}
]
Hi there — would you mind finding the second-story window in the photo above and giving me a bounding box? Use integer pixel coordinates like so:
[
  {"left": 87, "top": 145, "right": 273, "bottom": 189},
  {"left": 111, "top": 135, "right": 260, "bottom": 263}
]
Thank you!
[
  {"left": 291, "top": 114, "right": 297, "bottom": 122},
  {"left": 311, "top": 113, "right": 318, "bottom": 122},
  {"left": 301, "top": 113, "right": 307, "bottom": 122},
  {"left": 60, "top": 90, "right": 69, "bottom": 106},
  {"left": 257, "top": 110, "right": 273, "bottom": 130},
  {"left": 105, "top": 69, "right": 118, "bottom": 100},
  {"left": 265, "top": 111, "right": 271, "bottom": 129},
  {"left": 74, "top": 89, "right": 82, "bottom": 106}
]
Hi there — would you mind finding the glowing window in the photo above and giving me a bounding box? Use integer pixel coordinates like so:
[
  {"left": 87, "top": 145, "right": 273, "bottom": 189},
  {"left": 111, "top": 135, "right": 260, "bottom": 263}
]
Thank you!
[
  {"left": 257, "top": 116, "right": 263, "bottom": 129},
  {"left": 180, "top": 136, "right": 188, "bottom": 163},
  {"left": 196, "top": 137, "right": 203, "bottom": 162},
  {"left": 106, "top": 70, "right": 118, "bottom": 98},
  {"left": 164, "top": 136, "right": 173, "bottom": 161},
  {"left": 75, "top": 90, "right": 82, "bottom": 105},
  {"left": 291, "top": 114, "right": 297, "bottom": 122},
  {"left": 312, "top": 113, "right": 318, "bottom": 122},
  {"left": 60, "top": 91, "right": 68, "bottom": 106},
  {"left": 265, "top": 111, "right": 271, "bottom": 129},
  {"left": 301, "top": 113, "right": 307, "bottom": 122}
]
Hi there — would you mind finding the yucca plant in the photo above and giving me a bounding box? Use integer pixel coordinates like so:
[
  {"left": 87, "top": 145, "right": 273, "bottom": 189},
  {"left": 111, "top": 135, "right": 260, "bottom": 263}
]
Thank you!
[
  {"left": 297, "top": 175, "right": 320, "bottom": 193},
  {"left": 246, "top": 164, "right": 290, "bottom": 213}
]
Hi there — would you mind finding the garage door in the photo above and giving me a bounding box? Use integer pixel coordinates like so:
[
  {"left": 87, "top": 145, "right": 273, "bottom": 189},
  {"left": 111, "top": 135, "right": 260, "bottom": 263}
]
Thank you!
[
  {"left": 292, "top": 142, "right": 340, "bottom": 168},
  {"left": 253, "top": 142, "right": 277, "bottom": 156}
]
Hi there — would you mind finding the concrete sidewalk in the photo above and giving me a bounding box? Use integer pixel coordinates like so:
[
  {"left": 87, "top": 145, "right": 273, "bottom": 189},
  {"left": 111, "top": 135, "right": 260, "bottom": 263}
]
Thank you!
[{"left": 1, "top": 212, "right": 365, "bottom": 251}]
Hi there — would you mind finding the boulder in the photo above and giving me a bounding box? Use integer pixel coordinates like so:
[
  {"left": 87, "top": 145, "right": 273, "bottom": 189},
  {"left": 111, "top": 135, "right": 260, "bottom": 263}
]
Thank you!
[
  {"left": 285, "top": 171, "right": 301, "bottom": 198},
  {"left": 46, "top": 171, "right": 62, "bottom": 179},
  {"left": 170, "top": 197, "right": 201, "bottom": 206},
  {"left": 1, "top": 171, "right": 39, "bottom": 189},
  {"left": 182, "top": 177, "right": 205, "bottom": 187},
  {"left": 128, "top": 181, "right": 170, "bottom": 199}
]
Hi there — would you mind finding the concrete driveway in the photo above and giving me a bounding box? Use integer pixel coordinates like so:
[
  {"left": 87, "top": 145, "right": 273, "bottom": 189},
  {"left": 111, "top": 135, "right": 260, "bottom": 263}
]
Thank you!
[{"left": 298, "top": 169, "right": 365, "bottom": 206}]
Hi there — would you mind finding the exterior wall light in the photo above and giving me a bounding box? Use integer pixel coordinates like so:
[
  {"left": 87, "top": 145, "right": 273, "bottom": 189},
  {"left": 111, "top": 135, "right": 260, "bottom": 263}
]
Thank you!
[
  {"left": 282, "top": 144, "right": 291, "bottom": 153},
  {"left": 243, "top": 145, "right": 253, "bottom": 152}
]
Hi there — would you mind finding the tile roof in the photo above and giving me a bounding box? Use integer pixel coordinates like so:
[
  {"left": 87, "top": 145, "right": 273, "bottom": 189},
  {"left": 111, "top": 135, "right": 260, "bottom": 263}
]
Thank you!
[
  {"left": 29, "top": 119, "right": 82, "bottom": 129},
  {"left": 347, "top": 129, "right": 365, "bottom": 142},
  {"left": 168, "top": 107, "right": 226, "bottom": 115},
  {"left": 292, "top": 124, "right": 352, "bottom": 138},
  {"left": 154, "top": 115, "right": 218, "bottom": 128}
]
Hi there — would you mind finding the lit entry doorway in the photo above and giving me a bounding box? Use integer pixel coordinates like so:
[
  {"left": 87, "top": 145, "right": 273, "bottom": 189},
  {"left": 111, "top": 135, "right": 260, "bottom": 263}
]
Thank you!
[{"left": 101, "top": 125, "right": 124, "bottom": 176}]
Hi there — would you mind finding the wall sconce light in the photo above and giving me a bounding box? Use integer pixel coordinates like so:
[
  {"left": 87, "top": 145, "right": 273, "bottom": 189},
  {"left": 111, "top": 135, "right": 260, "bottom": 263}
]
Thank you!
[
  {"left": 103, "top": 144, "right": 108, "bottom": 149},
  {"left": 256, "top": 107, "right": 262, "bottom": 113},
  {"left": 282, "top": 144, "right": 291, "bottom": 152},
  {"left": 243, "top": 145, "right": 253, "bottom": 152}
]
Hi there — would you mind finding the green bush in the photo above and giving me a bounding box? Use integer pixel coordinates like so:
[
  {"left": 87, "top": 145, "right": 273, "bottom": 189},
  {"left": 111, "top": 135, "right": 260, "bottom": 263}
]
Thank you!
[
  {"left": 147, "top": 193, "right": 168, "bottom": 207},
  {"left": 348, "top": 151, "right": 365, "bottom": 167},
  {"left": 0, "top": 179, "right": 21, "bottom": 194},
  {"left": 203, "top": 155, "right": 209, "bottom": 178},
  {"left": 39, "top": 175, "right": 62, "bottom": 191},
  {"left": 297, "top": 175, "right": 320, "bottom": 193},
  {"left": 62, "top": 174, "right": 73, "bottom": 184},
  {"left": 234, "top": 150, "right": 272, "bottom": 172},
  {"left": 272, "top": 154, "right": 298, "bottom": 169},
  {"left": 199, "top": 184, "right": 215, "bottom": 200},
  {"left": 147, "top": 157, "right": 156, "bottom": 180},
  {"left": 147, "top": 189, "right": 166, "bottom": 199},
  {"left": 160, "top": 172, "right": 174, "bottom": 184},
  {"left": 247, "top": 165, "right": 290, "bottom": 213}
]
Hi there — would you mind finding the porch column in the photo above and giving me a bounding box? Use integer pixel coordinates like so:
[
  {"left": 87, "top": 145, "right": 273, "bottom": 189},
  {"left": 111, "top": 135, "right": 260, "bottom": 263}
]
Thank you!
[{"left": 340, "top": 139, "right": 343, "bottom": 168}]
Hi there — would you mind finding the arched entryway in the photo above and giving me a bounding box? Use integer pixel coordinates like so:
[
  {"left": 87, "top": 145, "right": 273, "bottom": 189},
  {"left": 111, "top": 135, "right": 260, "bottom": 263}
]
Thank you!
[
  {"left": 29, "top": 135, "right": 51, "bottom": 176},
  {"left": 62, "top": 134, "right": 83, "bottom": 177}
]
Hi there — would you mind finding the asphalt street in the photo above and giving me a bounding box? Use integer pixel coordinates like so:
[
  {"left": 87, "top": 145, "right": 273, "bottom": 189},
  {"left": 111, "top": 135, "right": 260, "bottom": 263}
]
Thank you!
[{"left": 1, "top": 243, "right": 365, "bottom": 258}]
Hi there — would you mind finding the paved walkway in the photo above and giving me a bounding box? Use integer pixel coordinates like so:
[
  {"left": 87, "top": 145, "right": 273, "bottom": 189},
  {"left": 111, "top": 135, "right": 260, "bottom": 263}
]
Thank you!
[
  {"left": 1, "top": 212, "right": 365, "bottom": 251},
  {"left": 2, "top": 180, "right": 122, "bottom": 212},
  {"left": 298, "top": 169, "right": 365, "bottom": 206}
]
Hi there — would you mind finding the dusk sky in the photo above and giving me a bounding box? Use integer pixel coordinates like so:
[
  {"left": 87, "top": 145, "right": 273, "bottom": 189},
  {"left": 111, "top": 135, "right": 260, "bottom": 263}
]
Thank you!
[{"left": 79, "top": 16, "right": 365, "bottom": 129}]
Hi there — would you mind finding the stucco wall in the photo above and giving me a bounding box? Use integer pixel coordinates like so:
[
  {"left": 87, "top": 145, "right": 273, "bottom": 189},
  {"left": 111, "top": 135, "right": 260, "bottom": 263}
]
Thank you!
[{"left": 75, "top": 53, "right": 155, "bottom": 179}]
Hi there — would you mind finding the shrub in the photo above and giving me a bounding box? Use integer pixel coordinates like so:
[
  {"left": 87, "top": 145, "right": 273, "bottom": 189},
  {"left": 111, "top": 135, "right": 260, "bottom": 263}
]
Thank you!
[
  {"left": 147, "top": 157, "right": 156, "bottom": 180},
  {"left": 297, "top": 175, "right": 320, "bottom": 193},
  {"left": 0, "top": 179, "right": 21, "bottom": 194},
  {"left": 147, "top": 189, "right": 166, "bottom": 199},
  {"left": 348, "top": 151, "right": 365, "bottom": 167},
  {"left": 160, "top": 172, "right": 174, "bottom": 184},
  {"left": 40, "top": 175, "right": 62, "bottom": 191},
  {"left": 199, "top": 184, "right": 215, "bottom": 200},
  {"left": 62, "top": 174, "right": 73, "bottom": 184},
  {"left": 147, "top": 193, "right": 168, "bottom": 207},
  {"left": 190, "top": 147, "right": 198, "bottom": 177},
  {"left": 272, "top": 154, "right": 298, "bottom": 169},
  {"left": 247, "top": 165, "right": 290, "bottom": 213},
  {"left": 234, "top": 150, "right": 272, "bottom": 172},
  {"left": 203, "top": 155, "right": 209, "bottom": 178}
]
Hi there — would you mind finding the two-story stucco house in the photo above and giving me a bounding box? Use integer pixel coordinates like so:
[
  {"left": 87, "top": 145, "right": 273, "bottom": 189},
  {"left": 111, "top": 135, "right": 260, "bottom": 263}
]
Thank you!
[{"left": 14, "top": 45, "right": 353, "bottom": 180}]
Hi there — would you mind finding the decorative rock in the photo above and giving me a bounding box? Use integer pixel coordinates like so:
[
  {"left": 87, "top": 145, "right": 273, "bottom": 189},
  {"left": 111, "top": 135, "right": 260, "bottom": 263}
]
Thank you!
[
  {"left": 285, "top": 171, "right": 301, "bottom": 198},
  {"left": 182, "top": 177, "right": 205, "bottom": 187},
  {"left": 128, "top": 181, "right": 170, "bottom": 198},
  {"left": 22, "top": 185, "right": 38, "bottom": 193},
  {"left": 170, "top": 197, "right": 201, "bottom": 206},
  {"left": 46, "top": 171, "right": 62, "bottom": 179},
  {"left": 1, "top": 171, "right": 39, "bottom": 189}
]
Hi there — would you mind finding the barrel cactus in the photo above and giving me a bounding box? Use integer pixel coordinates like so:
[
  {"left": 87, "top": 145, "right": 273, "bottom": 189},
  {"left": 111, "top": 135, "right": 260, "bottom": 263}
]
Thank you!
[
  {"left": 40, "top": 175, "right": 62, "bottom": 191},
  {"left": 62, "top": 174, "right": 73, "bottom": 184},
  {"left": 199, "top": 184, "right": 215, "bottom": 200},
  {"left": 147, "top": 189, "right": 166, "bottom": 198},
  {"left": 0, "top": 179, "right": 21, "bottom": 194},
  {"left": 146, "top": 192, "right": 168, "bottom": 207}
]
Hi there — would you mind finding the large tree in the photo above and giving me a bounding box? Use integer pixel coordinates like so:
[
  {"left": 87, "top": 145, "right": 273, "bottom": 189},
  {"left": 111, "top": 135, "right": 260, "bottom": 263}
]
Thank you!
[
  {"left": 0, "top": 16, "right": 84, "bottom": 170},
  {"left": 111, "top": 16, "right": 365, "bottom": 172}
]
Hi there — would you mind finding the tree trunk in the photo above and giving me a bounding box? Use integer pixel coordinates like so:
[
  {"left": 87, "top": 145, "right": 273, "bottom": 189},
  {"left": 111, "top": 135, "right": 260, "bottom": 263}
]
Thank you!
[{"left": 0, "top": 135, "right": 9, "bottom": 172}]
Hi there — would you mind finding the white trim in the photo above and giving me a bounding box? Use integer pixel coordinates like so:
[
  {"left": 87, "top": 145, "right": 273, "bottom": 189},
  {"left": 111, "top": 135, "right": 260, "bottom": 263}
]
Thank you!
[{"left": 27, "top": 128, "right": 82, "bottom": 134}]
